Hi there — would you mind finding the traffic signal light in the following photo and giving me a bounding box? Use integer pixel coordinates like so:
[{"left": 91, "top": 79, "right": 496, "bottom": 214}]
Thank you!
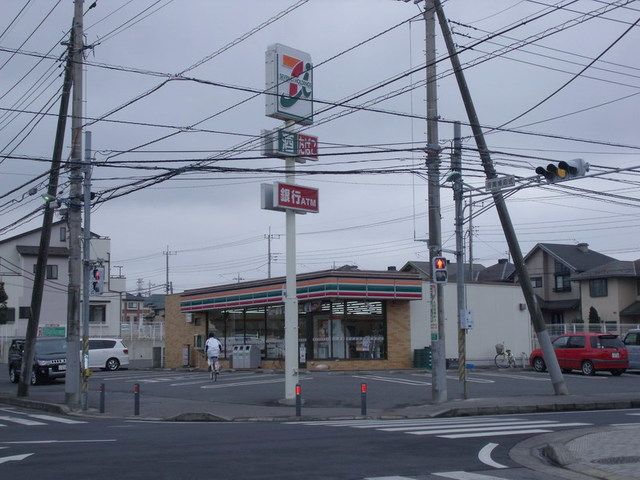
[
  {"left": 535, "top": 159, "right": 589, "bottom": 182},
  {"left": 90, "top": 267, "right": 104, "bottom": 295},
  {"left": 432, "top": 257, "right": 448, "bottom": 284}
]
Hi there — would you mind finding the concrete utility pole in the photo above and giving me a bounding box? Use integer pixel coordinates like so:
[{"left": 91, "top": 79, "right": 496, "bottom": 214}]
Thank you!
[
  {"left": 163, "top": 246, "right": 176, "bottom": 294},
  {"left": 18, "top": 29, "right": 74, "bottom": 398},
  {"left": 264, "top": 226, "right": 281, "bottom": 278},
  {"left": 425, "top": 0, "right": 447, "bottom": 404},
  {"left": 451, "top": 122, "right": 468, "bottom": 399},
  {"left": 81, "top": 130, "right": 92, "bottom": 411},
  {"left": 65, "top": 0, "right": 84, "bottom": 407},
  {"left": 434, "top": 0, "right": 568, "bottom": 395}
]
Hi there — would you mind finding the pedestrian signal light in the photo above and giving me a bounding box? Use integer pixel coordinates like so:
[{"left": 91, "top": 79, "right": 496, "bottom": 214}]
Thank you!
[
  {"left": 432, "top": 257, "right": 448, "bottom": 284},
  {"left": 535, "top": 159, "right": 589, "bottom": 182},
  {"left": 90, "top": 266, "right": 104, "bottom": 295}
]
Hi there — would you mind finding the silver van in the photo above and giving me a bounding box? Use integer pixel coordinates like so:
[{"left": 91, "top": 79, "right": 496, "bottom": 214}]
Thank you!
[{"left": 623, "top": 329, "right": 640, "bottom": 370}]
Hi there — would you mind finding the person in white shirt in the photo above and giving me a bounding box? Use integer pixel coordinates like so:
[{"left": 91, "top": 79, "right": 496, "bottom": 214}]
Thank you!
[{"left": 205, "top": 333, "right": 222, "bottom": 379}]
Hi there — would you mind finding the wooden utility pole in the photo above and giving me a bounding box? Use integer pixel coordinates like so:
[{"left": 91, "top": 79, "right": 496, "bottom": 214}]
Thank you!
[
  {"left": 18, "top": 30, "right": 74, "bottom": 398},
  {"left": 434, "top": 0, "right": 568, "bottom": 395}
]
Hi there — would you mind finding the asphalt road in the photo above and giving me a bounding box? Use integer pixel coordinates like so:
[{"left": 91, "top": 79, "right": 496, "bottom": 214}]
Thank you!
[{"left": 1, "top": 407, "right": 639, "bottom": 479}]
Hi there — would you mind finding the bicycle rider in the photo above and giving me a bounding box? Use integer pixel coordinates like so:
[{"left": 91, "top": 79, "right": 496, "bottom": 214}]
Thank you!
[{"left": 205, "top": 332, "right": 222, "bottom": 378}]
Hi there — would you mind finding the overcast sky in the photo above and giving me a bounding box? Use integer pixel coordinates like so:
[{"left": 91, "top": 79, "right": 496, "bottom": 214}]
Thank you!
[{"left": 1, "top": 0, "right": 639, "bottom": 294}]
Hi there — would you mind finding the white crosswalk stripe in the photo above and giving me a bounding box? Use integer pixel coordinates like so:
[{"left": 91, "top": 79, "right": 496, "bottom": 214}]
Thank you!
[
  {"left": 290, "top": 416, "right": 592, "bottom": 439},
  {"left": 433, "top": 471, "right": 513, "bottom": 479},
  {"left": 0, "top": 409, "right": 86, "bottom": 426}
]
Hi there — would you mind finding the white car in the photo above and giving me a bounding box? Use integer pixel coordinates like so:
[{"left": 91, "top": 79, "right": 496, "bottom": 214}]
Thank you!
[{"left": 88, "top": 338, "right": 129, "bottom": 371}]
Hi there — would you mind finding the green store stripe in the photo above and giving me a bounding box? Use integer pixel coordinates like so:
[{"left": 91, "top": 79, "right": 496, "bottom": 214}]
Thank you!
[{"left": 181, "top": 282, "right": 421, "bottom": 310}]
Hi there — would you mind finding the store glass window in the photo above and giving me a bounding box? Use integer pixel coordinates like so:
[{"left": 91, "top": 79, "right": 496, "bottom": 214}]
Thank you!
[
  {"left": 266, "top": 306, "right": 284, "bottom": 359},
  {"left": 225, "top": 309, "right": 244, "bottom": 353},
  {"left": 345, "top": 301, "right": 385, "bottom": 360},
  {"left": 208, "top": 310, "right": 228, "bottom": 358},
  {"left": 245, "top": 307, "right": 266, "bottom": 357}
]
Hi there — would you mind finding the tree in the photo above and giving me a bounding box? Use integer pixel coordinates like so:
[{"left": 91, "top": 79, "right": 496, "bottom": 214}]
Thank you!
[{"left": 588, "top": 306, "right": 601, "bottom": 324}]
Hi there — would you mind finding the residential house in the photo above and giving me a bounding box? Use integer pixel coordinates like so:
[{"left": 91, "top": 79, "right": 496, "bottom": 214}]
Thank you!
[
  {"left": 513, "top": 243, "right": 615, "bottom": 327},
  {"left": 399, "top": 260, "right": 486, "bottom": 283},
  {"left": 477, "top": 258, "right": 515, "bottom": 283},
  {"left": 572, "top": 259, "right": 640, "bottom": 330},
  {"left": 0, "top": 221, "right": 123, "bottom": 360}
]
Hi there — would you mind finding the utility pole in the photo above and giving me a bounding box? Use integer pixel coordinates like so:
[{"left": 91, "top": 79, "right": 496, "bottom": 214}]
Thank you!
[
  {"left": 65, "top": 0, "right": 84, "bottom": 408},
  {"left": 434, "top": 0, "right": 568, "bottom": 395},
  {"left": 81, "top": 130, "right": 92, "bottom": 411},
  {"left": 18, "top": 29, "right": 74, "bottom": 398},
  {"left": 467, "top": 194, "right": 473, "bottom": 282},
  {"left": 264, "top": 226, "right": 281, "bottom": 278},
  {"left": 425, "top": 0, "right": 447, "bottom": 404},
  {"left": 452, "top": 122, "right": 468, "bottom": 399},
  {"left": 163, "top": 246, "right": 176, "bottom": 294}
]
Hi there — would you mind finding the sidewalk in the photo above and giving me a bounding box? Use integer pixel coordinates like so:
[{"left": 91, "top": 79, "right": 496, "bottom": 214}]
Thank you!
[{"left": 1, "top": 372, "right": 640, "bottom": 480}]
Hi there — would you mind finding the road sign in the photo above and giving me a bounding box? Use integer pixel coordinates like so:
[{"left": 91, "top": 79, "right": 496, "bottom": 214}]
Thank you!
[{"left": 485, "top": 175, "right": 515, "bottom": 192}]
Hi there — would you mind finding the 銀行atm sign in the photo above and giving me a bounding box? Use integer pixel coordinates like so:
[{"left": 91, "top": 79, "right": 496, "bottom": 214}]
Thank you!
[
  {"left": 276, "top": 182, "right": 318, "bottom": 213},
  {"left": 261, "top": 182, "right": 319, "bottom": 214}
]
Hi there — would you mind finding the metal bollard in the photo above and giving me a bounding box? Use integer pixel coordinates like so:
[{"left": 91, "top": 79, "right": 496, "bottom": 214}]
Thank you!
[
  {"left": 295, "top": 384, "right": 302, "bottom": 417},
  {"left": 99, "top": 383, "right": 105, "bottom": 414},
  {"left": 360, "top": 383, "right": 367, "bottom": 416},
  {"left": 133, "top": 383, "right": 140, "bottom": 416}
]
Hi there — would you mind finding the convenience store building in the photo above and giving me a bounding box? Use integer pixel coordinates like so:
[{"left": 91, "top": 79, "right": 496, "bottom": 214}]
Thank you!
[{"left": 164, "top": 268, "right": 422, "bottom": 371}]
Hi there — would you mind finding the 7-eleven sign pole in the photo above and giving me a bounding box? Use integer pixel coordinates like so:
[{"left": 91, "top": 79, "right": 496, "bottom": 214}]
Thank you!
[
  {"left": 263, "top": 43, "right": 316, "bottom": 402},
  {"left": 284, "top": 147, "right": 298, "bottom": 401}
]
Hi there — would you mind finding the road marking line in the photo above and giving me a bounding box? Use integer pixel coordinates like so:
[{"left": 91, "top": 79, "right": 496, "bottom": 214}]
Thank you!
[
  {"left": 0, "top": 453, "right": 33, "bottom": 464},
  {"left": 478, "top": 443, "right": 507, "bottom": 469},
  {"left": 353, "top": 375, "right": 431, "bottom": 386},
  {"left": 380, "top": 420, "right": 572, "bottom": 432},
  {"left": 0, "top": 416, "right": 46, "bottom": 426},
  {"left": 201, "top": 377, "right": 312, "bottom": 389},
  {"left": 170, "top": 373, "right": 279, "bottom": 386},
  {"left": 24, "top": 414, "right": 86, "bottom": 424},
  {"left": 611, "top": 422, "right": 640, "bottom": 426},
  {"left": 469, "top": 372, "right": 550, "bottom": 382},
  {"left": 412, "top": 374, "right": 495, "bottom": 384},
  {"left": 407, "top": 422, "right": 590, "bottom": 436},
  {"left": 291, "top": 417, "right": 518, "bottom": 427},
  {"left": 365, "top": 477, "right": 417, "bottom": 480},
  {"left": 2, "top": 439, "right": 116, "bottom": 444},
  {"left": 433, "top": 470, "right": 511, "bottom": 479},
  {"left": 439, "top": 429, "right": 552, "bottom": 439}
]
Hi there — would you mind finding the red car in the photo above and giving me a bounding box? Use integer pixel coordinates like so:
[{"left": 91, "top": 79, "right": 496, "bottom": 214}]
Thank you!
[{"left": 529, "top": 332, "right": 628, "bottom": 376}]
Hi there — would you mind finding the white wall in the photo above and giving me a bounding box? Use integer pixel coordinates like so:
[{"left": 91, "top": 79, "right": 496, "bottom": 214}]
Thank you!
[{"left": 410, "top": 282, "right": 533, "bottom": 366}]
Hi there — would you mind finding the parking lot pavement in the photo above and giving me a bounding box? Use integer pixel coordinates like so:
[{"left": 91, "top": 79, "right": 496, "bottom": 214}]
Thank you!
[{"left": 1, "top": 367, "right": 639, "bottom": 421}]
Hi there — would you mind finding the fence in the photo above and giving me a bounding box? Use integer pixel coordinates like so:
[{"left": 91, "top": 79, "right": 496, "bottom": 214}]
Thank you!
[{"left": 546, "top": 322, "right": 640, "bottom": 337}]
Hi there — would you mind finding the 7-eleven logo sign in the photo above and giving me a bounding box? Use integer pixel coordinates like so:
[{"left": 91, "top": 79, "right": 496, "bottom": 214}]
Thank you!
[
  {"left": 280, "top": 54, "right": 312, "bottom": 108},
  {"left": 266, "top": 44, "right": 314, "bottom": 125}
]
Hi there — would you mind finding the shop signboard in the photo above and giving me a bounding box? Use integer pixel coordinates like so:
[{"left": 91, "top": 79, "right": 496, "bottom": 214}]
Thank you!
[
  {"left": 262, "top": 129, "right": 319, "bottom": 162},
  {"left": 265, "top": 44, "right": 313, "bottom": 125},
  {"left": 261, "top": 182, "right": 319, "bottom": 214}
]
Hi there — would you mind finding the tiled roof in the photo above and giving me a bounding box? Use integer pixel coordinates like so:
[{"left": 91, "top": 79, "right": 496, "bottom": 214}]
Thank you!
[{"left": 572, "top": 260, "right": 640, "bottom": 280}]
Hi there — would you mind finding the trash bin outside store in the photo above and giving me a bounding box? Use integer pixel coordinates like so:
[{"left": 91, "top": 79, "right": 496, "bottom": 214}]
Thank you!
[{"left": 231, "top": 345, "right": 261, "bottom": 369}]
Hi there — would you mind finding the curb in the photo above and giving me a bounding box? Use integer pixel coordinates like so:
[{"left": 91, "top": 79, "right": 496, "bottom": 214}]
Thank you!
[
  {"left": 511, "top": 426, "right": 640, "bottom": 480},
  {"left": 0, "top": 394, "right": 71, "bottom": 416}
]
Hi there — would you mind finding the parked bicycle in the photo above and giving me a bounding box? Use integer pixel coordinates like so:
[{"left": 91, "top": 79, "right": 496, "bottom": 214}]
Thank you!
[{"left": 494, "top": 343, "right": 517, "bottom": 368}]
